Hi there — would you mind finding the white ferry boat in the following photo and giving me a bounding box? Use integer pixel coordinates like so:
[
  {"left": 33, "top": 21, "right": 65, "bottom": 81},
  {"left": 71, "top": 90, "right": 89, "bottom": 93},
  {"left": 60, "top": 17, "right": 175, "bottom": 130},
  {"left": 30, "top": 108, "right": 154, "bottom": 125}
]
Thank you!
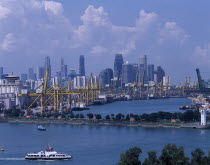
[
  {"left": 25, "top": 147, "right": 72, "bottom": 160},
  {"left": 37, "top": 125, "right": 46, "bottom": 131}
]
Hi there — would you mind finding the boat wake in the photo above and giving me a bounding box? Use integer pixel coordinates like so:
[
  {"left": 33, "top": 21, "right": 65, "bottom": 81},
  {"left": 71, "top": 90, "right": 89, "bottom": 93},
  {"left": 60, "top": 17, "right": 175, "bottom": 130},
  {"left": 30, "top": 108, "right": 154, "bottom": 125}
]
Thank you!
[{"left": 0, "top": 158, "right": 25, "bottom": 161}]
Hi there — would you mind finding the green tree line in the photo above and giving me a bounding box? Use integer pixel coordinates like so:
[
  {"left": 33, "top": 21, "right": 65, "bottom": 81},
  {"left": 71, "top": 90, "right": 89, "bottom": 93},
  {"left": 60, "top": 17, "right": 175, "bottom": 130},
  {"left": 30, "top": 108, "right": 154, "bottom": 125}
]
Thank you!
[{"left": 118, "top": 144, "right": 210, "bottom": 165}]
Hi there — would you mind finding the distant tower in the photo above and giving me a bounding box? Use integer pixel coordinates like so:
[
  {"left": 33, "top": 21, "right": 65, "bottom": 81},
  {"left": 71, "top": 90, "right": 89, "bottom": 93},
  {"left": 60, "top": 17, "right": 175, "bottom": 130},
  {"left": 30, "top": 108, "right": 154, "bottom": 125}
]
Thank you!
[
  {"left": 156, "top": 66, "right": 165, "bottom": 83},
  {"left": 114, "top": 54, "right": 124, "bottom": 78},
  {"left": 122, "top": 61, "right": 135, "bottom": 84},
  {"left": 61, "top": 57, "right": 65, "bottom": 78},
  {"left": 0, "top": 67, "right": 3, "bottom": 79},
  {"left": 79, "top": 55, "right": 85, "bottom": 76},
  {"left": 21, "top": 73, "right": 28, "bottom": 82},
  {"left": 28, "top": 68, "right": 34, "bottom": 80},
  {"left": 100, "top": 68, "right": 113, "bottom": 86},
  {"left": 148, "top": 64, "right": 154, "bottom": 81},
  {"left": 139, "top": 55, "right": 147, "bottom": 84},
  {"left": 45, "top": 56, "right": 51, "bottom": 79},
  {"left": 37, "top": 66, "right": 45, "bottom": 79}
]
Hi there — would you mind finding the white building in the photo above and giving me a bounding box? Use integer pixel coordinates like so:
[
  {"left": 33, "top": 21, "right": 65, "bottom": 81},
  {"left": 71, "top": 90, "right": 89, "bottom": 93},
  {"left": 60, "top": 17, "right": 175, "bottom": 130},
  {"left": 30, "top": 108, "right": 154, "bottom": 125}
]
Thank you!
[
  {"left": 73, "top": 76, "right": 87, "bottom": 89},
  {"left": 0, "top": 75, "right": 21, "bottom": 109}
]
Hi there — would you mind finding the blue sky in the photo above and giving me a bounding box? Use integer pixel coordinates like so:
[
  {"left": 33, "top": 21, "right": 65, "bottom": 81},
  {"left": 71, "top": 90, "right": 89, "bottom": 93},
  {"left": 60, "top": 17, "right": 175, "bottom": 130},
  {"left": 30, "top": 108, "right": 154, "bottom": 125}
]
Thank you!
[{"left": 0, "top": 0, "right": 210, "bottom": 84}]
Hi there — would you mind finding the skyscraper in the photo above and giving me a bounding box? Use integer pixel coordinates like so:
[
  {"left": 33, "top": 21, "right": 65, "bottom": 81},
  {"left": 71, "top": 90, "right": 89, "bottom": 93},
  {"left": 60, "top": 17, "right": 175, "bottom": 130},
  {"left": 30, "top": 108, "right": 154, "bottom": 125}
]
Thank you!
[
  {"left": 61, "top": 57, "right": 65, "bottom": 78},
  {"left": 68, "top": 69, "right": 77, "bottom": 81},
  {"left": 122, "top": 61, "right": 135, "bottom": 84},
  {"left": 139, "top": 55, "right": 147, "bottom": 84},
  {"left": 148, "top": 64, "right": 154, "bottom": 81},
  {"left": 64, "top": 65, "right": 68, "bottom": 78},
  {"left": 114, "top": 54, "right": 124, "bottom": 78},
  {"left": 60, "top": 58, "right": 68, "bottom": 78},
  {"left": 45, "top": 56, "right": 51, "bottom": 79},
  {"left": 156, "top": 66, "right": 165, "bottom": 83},
  {"left": 79, "top": 55, "right": 85, "bottom": 76},
  {"left": 37, "top": 66, "right": 45, "bottom": 79},
  {"left": 0, "top": 67, "right": 3, "bottom": 79},
  {"left": 28, "top": 68, "right": 34, "bottom": 80},
  {"left": 21, "top": 73, "right": 28, "bottom": 82},
  {"left": 100, "top": 68, "right": 113, "bottom": 86},
  {"left": 132, "top": 64, "right": 138, "bottom": 82}
]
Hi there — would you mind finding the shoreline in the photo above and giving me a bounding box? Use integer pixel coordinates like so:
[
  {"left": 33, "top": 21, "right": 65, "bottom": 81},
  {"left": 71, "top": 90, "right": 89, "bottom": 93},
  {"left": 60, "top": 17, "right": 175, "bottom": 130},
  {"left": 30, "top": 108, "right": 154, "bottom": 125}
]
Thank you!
[{"left": 0, "top": 118, "right": 208, "bottom": 129}]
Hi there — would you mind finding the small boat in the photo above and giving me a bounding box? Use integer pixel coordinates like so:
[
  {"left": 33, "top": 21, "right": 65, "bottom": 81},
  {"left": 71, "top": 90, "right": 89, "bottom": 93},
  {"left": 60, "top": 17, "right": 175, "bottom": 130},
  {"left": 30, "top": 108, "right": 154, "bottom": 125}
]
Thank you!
[
  {"left": 25, "top": 147, "right": 72, "bottom": 160},
  {"left": 1, "top": 146, "right": 4, "bottom": 151},
  {"left": 37, "top": 125, "right": 46, "bottom": 131},
  {"left": 72, "top": 102, "right": 89, "bottom": 111}
]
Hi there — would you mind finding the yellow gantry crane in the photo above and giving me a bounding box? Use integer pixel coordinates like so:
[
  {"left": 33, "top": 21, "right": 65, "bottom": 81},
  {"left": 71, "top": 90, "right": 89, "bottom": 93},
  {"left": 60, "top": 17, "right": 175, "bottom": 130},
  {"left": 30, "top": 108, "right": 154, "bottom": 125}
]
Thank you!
[{"left": 18, "top": 69, "right": 79, "bottom": 114}]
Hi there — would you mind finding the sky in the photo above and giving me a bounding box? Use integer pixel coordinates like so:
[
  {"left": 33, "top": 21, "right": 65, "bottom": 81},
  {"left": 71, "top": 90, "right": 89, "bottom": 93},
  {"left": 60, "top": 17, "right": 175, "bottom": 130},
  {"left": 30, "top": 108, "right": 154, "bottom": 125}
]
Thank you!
[{"left": 0, "top": 0, "right": 210, "bottom": 84}]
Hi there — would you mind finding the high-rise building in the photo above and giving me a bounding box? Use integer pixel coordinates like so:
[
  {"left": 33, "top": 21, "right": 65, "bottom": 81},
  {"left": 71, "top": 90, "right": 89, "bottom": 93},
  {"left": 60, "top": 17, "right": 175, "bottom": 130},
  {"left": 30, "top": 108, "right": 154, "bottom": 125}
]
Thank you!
[
  {"left": 163, "top": 76, "right": 170, "bottom": 86},
  {"left": 122, "top": 61, "right": 135, "bottom": 84},
  {"left": 79, "top": 55, "right": 85, "bottom": 76},
  {"left": 45, "top": 56, "right": 51, "bottom": 79},
  {"left": 68, "top": 69, "right": 77, "bottom": 81},
  {"left": 156, "top": 66, "right": 165, "bottom": 83},
  {"left": 64, "top": 65, "right": 68, "bottom": 78},
  {"left": 132, "top": 64, "right": 138, "bottom": 82},
  {"left": 139, "top": 55, "right": 147, "bottom": 84},
  {"left": 37, "top": 66, "right": 45, "bottom": 80},
  {"left": 148, "top": 64, "right": 154, "bottom": 82},
  {"left": 61, "top": 57, "right": 65, "bottom": 78},
  {"left": 60, "top": 58, "right": 68, "bottom": 78},
  {"left": 28, "top": 68, "right": 34, "bottom": 80},
  {"left": 100, "top": 68, "right": 113, "bottom": 86},
  {"left": 0, "top": 67, "right": 3, "bottom": 79},
  {"left": 114, "top": 54, "right": 124, "bottom": 78},
  {"left": 21, "top": 73, "right": 28, "bottom": 82},
  {"left": 73, "top": 76, "right": 87, "bottom": 89}
]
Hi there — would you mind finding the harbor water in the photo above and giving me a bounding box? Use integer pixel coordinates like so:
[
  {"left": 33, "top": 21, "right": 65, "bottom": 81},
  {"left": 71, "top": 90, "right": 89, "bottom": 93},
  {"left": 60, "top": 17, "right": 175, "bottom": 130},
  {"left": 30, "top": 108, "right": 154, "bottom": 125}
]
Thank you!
[{"left": 1, "top": 98, "right": 208, "bottom": 165}]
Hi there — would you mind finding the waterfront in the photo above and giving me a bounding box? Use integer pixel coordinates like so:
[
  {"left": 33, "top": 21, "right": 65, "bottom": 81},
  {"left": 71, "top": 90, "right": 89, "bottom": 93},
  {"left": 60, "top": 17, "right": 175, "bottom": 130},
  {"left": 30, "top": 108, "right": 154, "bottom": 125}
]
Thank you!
[{"left": 0, "top": 98, "right": 203, "bottom": 165}]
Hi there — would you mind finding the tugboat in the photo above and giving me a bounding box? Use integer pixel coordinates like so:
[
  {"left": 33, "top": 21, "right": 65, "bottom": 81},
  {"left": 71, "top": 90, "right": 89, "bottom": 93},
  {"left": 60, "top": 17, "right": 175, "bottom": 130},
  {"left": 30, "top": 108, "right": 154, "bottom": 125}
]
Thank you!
[
  {"left": 37, "top": 125, "right": 46, "bottom": 131},
  {"left": 25, "top": 147, "right": 72, "bottom": 160}
]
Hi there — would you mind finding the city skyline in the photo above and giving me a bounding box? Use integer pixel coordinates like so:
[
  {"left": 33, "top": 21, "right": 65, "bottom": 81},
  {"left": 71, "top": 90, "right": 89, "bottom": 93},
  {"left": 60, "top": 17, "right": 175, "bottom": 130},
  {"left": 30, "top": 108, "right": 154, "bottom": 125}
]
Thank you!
[{"left": 0, "top": 0, "right": 210, "bottom": 83}]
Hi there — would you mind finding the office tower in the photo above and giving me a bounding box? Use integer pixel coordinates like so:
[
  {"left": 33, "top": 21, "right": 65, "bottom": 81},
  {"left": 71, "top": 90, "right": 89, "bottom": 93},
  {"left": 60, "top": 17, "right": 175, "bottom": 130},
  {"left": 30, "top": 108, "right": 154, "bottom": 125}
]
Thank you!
[
  {"left": 156, "top": 66, "right": 165, "bottom": 83},
  {"left": 122, "top": 61, "right": 135, "bottom": 84},
  {"left": 139, "top": 55, "right": 147, "bottom": 84},
  {"left": 61, "top": 57, "right": 65, "bottom": 78},
  {"left": 0, "top": 67, "right": 3, "bottom": 79},
  {"left": 163, "top": 76, "right": 170, "bottom": 86},
  {"left": 114, "top": 54, "right": 124, "bottom": 78},
  {"left": 132, "top": 64, "right": 138, "bottom": 82},
  {"left": 64, "top": 65, "right": 68, "bottom": 78},
  {"left": 45, "top": 56, "right": 51, "bottom": 79},
  {"left": 68, "top": 69, "right": 77, "bottom": 81},
  {"left": 21, "top": 73, "right": 28, "bottom": 82},
  {"left": 148, "top": 64, "right": 154, "bottom": 81},
  {"left": 33, "top": 73, "right": 37, "bottom": 80},
  {"left": 37, "top": 66, "right": 45, "bottom": 79},
  {"left": 73, "top": 76, "right": 87, "bottom": 89},
  {"left": 60, "top": 58, "right": 68, "bottom": 78},
  {"left": 28, "top": 68, "right": 34, "bottom": 80},
  {"left": 100, "top": 68, "right": 113, "bottom": 86},
  {"left": 79, "top": 55, "right": 85, "bottom": 76}
]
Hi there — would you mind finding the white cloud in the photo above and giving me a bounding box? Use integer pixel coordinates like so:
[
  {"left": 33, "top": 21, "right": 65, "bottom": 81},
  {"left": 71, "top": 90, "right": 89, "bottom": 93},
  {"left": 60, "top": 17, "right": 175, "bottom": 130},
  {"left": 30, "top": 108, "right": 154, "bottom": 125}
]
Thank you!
[
  {"left": 1, "top": 33, "right": 15, "bottom": 51},
  {"left": 158, "top": 22, "right": 190, "bottom": 45},
  {"left": 0, "top": 1, "right": 191, "bottom": 79},
  {"left": 0, "top": 5, "right": 10, "bottom": 19},
  {"left": 43, "top": 1, "right": 63, "bottom": 16},
  {"left": 193, "top": 43, "right": 210, "bottom": 66},
  {"left": 136, "top": 10, "right": 158, "bottom": 32}
]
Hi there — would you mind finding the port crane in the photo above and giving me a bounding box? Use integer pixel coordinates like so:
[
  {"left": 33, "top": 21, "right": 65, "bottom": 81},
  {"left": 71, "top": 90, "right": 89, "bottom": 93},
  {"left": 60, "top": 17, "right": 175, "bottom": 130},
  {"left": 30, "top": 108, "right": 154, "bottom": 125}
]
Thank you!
[{"left": 18, "top": 69, "right": 79, "bottom": 113}]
